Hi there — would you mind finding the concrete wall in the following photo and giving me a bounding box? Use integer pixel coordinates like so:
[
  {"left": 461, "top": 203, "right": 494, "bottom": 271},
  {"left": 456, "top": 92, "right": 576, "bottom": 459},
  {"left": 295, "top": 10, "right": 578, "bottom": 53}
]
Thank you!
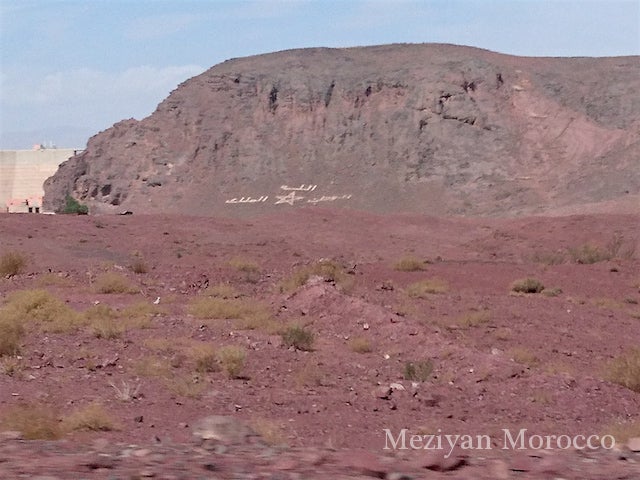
[{"left": 0, "top": 148, "right": 78, "bottom": 213}]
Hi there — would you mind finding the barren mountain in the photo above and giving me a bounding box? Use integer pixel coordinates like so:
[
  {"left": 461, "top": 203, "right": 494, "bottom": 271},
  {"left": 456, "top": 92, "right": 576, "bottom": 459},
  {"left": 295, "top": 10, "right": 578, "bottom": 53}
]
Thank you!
[{"left": 43, "top": 44, "right": 640, "bottom": 216}]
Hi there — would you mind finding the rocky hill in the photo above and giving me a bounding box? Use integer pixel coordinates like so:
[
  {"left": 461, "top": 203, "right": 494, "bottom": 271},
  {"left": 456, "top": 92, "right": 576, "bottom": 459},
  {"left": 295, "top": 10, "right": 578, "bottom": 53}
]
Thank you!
[{"left": 43, "top": 44, "right": 640, "bottom": 216}]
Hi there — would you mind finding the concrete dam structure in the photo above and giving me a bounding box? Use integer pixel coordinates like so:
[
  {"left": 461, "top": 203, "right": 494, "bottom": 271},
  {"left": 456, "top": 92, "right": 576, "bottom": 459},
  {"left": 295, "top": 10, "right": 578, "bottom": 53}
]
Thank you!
[{"left": 0, "top": 147, "right": 78, "bottom": 213}]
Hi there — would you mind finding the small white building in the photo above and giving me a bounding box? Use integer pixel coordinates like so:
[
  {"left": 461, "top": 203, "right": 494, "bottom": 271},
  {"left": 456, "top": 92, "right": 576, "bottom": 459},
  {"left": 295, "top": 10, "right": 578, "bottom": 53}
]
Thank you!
[{"left": 0, "top": 145, "right": 81, "bottom": 213}]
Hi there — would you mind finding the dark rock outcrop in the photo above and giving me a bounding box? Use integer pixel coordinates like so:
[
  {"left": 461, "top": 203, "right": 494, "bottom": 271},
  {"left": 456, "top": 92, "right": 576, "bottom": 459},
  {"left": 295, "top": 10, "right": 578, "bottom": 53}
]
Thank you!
[{"left": 44, "top": 44, "right": 640, "bottom": 216}]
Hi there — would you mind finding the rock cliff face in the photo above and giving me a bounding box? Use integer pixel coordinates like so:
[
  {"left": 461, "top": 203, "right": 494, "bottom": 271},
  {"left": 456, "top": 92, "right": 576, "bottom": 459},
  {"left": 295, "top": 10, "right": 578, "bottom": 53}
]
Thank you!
[{"left": 43, "top": 44, "right": 640, "bottom": 216}]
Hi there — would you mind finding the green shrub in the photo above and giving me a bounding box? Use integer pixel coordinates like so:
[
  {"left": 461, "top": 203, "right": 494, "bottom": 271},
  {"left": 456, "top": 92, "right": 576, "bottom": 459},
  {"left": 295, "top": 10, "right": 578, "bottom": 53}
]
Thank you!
[{"left": 61, "top": 194, "right": 88, "bottom": 215}]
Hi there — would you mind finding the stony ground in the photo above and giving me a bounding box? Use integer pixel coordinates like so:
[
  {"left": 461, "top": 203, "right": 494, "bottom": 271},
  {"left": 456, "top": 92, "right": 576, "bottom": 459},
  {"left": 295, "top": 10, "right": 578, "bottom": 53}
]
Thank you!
[{"left": 0, "top": 209, "right": 639, "bottom": 478}]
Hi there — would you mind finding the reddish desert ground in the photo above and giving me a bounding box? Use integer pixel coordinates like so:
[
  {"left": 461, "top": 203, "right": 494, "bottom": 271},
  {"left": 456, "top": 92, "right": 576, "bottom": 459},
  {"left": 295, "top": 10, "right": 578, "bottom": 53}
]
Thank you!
[{"left": 0, "top": 209, "right": 639, "bottom": 478}]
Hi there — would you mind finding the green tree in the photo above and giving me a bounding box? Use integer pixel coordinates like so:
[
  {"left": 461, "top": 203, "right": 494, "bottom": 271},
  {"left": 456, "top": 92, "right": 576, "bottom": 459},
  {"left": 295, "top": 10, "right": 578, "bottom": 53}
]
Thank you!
[{"left": 61, "top": 194, "right": 88, "bottom": 215}]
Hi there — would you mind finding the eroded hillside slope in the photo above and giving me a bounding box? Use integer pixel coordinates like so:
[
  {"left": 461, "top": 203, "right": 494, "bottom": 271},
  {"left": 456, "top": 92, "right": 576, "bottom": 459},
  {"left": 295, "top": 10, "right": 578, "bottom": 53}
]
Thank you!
[{"left": 44, "top": 44, "right": 640, "bottom": 216}]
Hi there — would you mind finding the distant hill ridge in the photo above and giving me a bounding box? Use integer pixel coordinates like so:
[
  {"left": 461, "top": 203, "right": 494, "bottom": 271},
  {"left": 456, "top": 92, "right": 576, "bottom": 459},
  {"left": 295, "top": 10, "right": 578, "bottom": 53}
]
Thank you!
[{"left": 43, "top": 43, "right": 640, "bottom": 216}]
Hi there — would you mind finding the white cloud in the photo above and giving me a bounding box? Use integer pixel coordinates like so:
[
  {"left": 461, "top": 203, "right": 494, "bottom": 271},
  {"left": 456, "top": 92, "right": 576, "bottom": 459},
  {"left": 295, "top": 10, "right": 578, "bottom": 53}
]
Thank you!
[{"left": 0, "top": 64, "right": 206, "bottom": 148}]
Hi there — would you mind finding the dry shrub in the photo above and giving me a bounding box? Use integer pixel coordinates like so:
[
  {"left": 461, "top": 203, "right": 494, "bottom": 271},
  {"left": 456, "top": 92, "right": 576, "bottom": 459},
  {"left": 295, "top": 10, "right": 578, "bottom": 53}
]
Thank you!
[
  {"left": 544, "top": 361, "right": 575, "bottom": 376},
  {"left": 294, "top": 361, "right": 326, "bottom": 388},
  {"left": 85, "top": 304, "right": 123, "bottom": 339},
  {"left": 228, "top": 256, "right": 260, "bottom": 273},
  {"left": 130, "top": 258, "right": 149, "bottom": 274},
  {"left": 509, "top": 347, "right": 539, "bottom": 367},
  {"left": 406, "top": 278, "right": 448, "bottom": 297},
  {"left": 36, "top": 272, "right": 71, "bottom": 287},
  {"left": 134, "top": 355, "right": 173, "bottom": 379},
  {"left": 568, "top": 233, "right": 635, "bottom": 264},
  {"left": 236, "top": 310, "right": 282, "bottom": 333},
  {"left": 3, "top": 289, "right": 84, "bottom": 333},
  {"left": 93, "top": 272, "right": 137, "bottom": 294},
  {"left": 568, "top": 243, "right": 612, "bottom": 264},
  {"left": 0, "top": 251, "right": 27, "bottom": 277},
  {"left": 120, "top": 301, "right": 164, "bottom": 326},
  {"left": 0, "top": 316, "right": 24, "bottom": 357},
  {"left": 188, "top": 297, "right": 252, "bottom": 319},
  {"left": 0, "top": 355, "right": 24, "bottom": 377},
  {"left": 187, "top": 343, "right": 219, "bottom": 373},
  {"left": 393, "top": 255, "right": 428, "bottom": 272},
  {"left": 0, "top": 403, "right": 62, "bottom": 439},
  {"left": 62, "top": 403, "right": 116, "bottom": 432},
  {"left": 592, "top": 297, "right": 624, "bottom": 310},
  {"left": 393, "top": 299, "right": 419, "bottom": 318},
  {"left": 531, "top": 251, "right": 566, "bottom": 265},
  {"left": 228, "top": 257, "right": 261, "bottom": 283},
  {"left": 133, "top": 355, "right": 205, "bottom": 398},
  {"left": 217, "top": 345, "right": 247, "bottom": 379},
  {"left": 348, "top": 336, "right": 373, "bottom": 353},
  {"left": 250, "top": 418, "right": 286, "bottom": 446},
  {"left": 278, "top": 259, "right": 353, "bottom": 293},
  {"left": 165, "top": 375, "right": 207, "bottom": 398},
  {"left": 494, "top": 327, "right": 512, "bottom": 341},
  {"left": 510, "top": 278, "right": 544, "bottom": 294},
  {"left": 604, "top": 420, "right": 640, "bottom": 444},
  {"left": 203, "top": 283, "right": 240, "bottom": 299},
  {"left": 403, "top": 359, "right": 434, "bottom": 382},
  {"left": 281, "top": 324, "right": 315, "bottom": 351},
  {"left": 606, "top": 348, "right": 640, "bottom": 392},
  {"left": 85, "top": 302, "right": 157, "bottom": 338},
  {"left": 456, "top": 310, "right": 491, "bottom": 328},
  {"left": 2, "top": 358, "right": 23, "bottom": 379},
  {"left": 542, "top": 287, "right": 563, "bottom": 297},
  {"left": 143, "top": 337, "right": 176, "bottom": 353},
  {"left": 188, "top": 296, "right": 278, "bottom": 332},
  {"left": 109, "top": 379, "right": 141, "bottom": 401}
]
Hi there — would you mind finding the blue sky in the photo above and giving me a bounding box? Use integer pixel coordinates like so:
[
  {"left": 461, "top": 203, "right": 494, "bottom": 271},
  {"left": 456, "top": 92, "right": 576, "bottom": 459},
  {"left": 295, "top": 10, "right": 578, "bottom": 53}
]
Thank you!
[{"left": 1, "top": 0, "right": 638, "bottom": 149}]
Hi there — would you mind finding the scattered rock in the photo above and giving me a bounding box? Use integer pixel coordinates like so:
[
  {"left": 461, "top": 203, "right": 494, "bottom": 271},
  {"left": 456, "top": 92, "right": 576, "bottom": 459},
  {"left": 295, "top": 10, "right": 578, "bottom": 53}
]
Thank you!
[
  {"left": 192, "top": 415, "right": 258, "bottom": 445},
  {"left": 627, "top": 437, "right": 640, "bottom": 452},
  {"left": 373, "top": 386, "right": 393, "bottom": 400},
  {"left": 418, "top": 450, "right": 467, "bottom": 472},
  {"left": 337, "top": 450, "right": 387, "bottom": 478}
]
